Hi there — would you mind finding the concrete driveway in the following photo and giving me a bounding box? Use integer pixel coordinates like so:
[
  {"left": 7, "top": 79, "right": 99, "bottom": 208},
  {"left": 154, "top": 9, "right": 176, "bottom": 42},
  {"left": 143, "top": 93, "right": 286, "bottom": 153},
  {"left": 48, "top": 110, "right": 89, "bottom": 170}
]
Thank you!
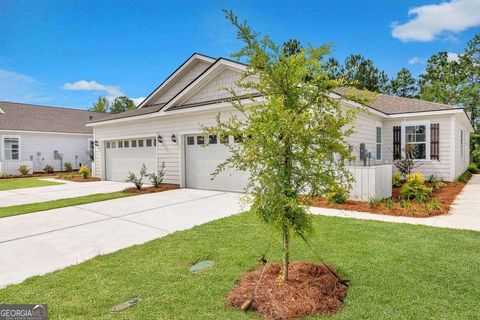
[
  {"left": 0, "top": 180, "right": 131, "bottom": 207},
  {"left": 0, "top": 189, "right": 245, "bottom": 288}
]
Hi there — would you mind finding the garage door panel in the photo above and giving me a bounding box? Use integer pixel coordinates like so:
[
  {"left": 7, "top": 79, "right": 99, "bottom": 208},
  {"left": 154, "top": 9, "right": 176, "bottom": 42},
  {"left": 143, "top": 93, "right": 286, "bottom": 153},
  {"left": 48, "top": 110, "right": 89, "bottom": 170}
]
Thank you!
[{"left": 185, "top": 135, "right": 249, "bottom": 192}]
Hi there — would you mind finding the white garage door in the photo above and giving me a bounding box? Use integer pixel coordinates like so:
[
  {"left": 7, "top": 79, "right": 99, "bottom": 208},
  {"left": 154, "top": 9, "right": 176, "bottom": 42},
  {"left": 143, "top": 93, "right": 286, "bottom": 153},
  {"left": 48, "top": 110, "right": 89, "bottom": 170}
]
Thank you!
[
  {"left": 185, "top": 134, "right": 249, "bottom": 192},
  {"left": 105, "top": 137, "right": 157, "bottom": 182}
]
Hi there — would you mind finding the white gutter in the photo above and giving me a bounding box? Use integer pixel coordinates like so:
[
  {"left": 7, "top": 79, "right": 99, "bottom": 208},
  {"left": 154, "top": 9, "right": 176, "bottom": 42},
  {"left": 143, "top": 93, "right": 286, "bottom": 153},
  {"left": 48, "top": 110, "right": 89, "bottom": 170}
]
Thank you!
[{"left": 0, "top": 129, "right": 92, "bottom": 136}]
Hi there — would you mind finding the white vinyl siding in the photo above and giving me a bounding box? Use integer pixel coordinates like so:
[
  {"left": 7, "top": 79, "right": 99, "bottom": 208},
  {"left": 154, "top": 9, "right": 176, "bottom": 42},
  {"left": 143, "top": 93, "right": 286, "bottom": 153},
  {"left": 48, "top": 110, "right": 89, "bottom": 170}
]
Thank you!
[
  {"left": 454, "top": 115, "right": 471, "bottom": 178},
  {"left": 346, "top": 110, "right": 383, "bottom": 166}
]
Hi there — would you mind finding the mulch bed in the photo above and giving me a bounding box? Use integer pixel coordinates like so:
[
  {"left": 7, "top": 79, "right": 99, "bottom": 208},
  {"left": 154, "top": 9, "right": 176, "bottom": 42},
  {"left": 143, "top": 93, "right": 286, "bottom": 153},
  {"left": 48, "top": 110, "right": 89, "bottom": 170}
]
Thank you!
[
  {"left": 61, "top": 177, "right": 101, "bottom": 182},
  {"left": 227, "top": 262, "right": 347, "bottom": 319},
  {"left": 311, "top": 181, "right": 468, "bottom": 218},
  {"left": 123, "top": 184, "right": 180, "bottom": 194}
]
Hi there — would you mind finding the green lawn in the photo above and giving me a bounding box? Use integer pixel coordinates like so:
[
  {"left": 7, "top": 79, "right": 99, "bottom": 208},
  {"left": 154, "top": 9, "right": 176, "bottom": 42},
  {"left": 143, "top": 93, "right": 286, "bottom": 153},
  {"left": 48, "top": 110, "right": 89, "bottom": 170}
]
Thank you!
[
  {"left": 0, "top": 177, "right": 62, "bottom": 191},
  {"left": 0, "top": 192, "right": 134, "bottom": 218},
  {"left": 0, "top": 213, "right": 479, "bottom": 319}
]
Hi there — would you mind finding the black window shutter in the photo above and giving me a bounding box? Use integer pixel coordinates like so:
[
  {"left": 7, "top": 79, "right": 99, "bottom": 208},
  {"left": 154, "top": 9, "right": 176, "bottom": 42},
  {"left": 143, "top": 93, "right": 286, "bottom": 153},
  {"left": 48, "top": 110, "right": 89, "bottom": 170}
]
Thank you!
[
  {"left": 393, "top": 126, "right": 401, "bottom": 159},
  {"left": 431, "top": 123, "right": 440, "bottom": 160}
]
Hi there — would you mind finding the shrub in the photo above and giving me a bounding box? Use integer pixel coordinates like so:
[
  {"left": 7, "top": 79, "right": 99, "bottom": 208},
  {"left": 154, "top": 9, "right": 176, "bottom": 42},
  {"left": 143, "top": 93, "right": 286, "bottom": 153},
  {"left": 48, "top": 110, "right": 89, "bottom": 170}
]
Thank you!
[
  {"left": 326, "top": 188, "right": 348, "bottom": 204},
  {"left": 79, "top": 165, "right": 91, "bottom": 179},
  {"left": 393, "top": 145, "right": 422, "bottom": 180},
  {"left": 425, "top": 199, "right": 442, "bottom": 212},
  {"left": 399, "top": 199, "right": 412, "bottom": 211},
  {"left": 384, "top": 199, "right": 394, "bottom": 210},
  {"left": 467, "top": 163, "right": 478, "bottom": 174},
  {"left": 44, "top": 164, "right": 54, "bottom": 174},
  {"left": 471, "top": 143, "right": 480, "bottom": 164},
  {"left": 400, "top": 172, "right": 432, "bottom": 202},
  {"left": 64, "top": 162, "right": 73, "bottom": 172},
  {"left": 148, "top": 162, "right": 165, "bottom": 188},
  {"left": 454, "top": 170, "right": 472, "bottom": 184},
  {"left": 126, "top": 164, "right": 148, "bottom": 190},
  {"left": 392, "top": 172, "right": 402, "bottom": 187},
  {"left": 428, "top": 175, "right": 446, "bottom": 189},
  {"left": 18, "top": 164, "right": 30, "bottom": 175},
  {"left": 368, "top": 197, "right": 382, "bottom": 208}
]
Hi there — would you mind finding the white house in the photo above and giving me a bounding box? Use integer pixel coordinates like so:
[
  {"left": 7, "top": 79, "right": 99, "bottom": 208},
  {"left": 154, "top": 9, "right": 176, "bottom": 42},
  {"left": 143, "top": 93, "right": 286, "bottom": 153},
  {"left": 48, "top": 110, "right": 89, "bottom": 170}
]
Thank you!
[
  {"left": 0, "top": 101, "right": 101, "bottom": 175},
  {"left": 88, "top": 53, "right": 474, "bottom": 200}
]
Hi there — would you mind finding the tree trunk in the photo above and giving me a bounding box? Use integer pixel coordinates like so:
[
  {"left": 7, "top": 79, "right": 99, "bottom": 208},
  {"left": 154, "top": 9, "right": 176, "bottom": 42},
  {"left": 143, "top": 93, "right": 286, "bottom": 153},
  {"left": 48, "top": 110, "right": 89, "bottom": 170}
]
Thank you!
[{"left": 283, "top": 227, "right": 290, "bottom": 281}]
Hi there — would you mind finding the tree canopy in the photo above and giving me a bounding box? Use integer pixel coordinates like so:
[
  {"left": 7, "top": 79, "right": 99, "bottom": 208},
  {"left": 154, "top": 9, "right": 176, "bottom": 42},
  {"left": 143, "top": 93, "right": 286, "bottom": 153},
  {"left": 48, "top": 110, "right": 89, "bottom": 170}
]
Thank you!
[
  {"left": 89, "top": 96, "right": 109, "bottom": 113},
  {"left": 109, "top": 96, "right": 137, "bottom": 114}
]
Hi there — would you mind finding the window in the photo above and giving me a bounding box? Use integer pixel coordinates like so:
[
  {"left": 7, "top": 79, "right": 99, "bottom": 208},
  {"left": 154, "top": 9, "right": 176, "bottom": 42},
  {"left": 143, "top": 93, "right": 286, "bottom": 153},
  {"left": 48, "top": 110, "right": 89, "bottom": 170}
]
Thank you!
[
  {"left": 187, "top": 136, "right": 195, "bottom": 145},
  {"left": 118, "top": 141, "right": 123, "bottom": 148},
  {"left": 146, "top": 139, "right": 152, "bottom": 147},
  {"left": 3, "top": 137, "right": 19, "bottom": 160},
  {"left": 461, "top": 129, "right": 465, "bottom": 159},
  {"left": 209, "top": 135, "right": 217, "bottom": 144},
  {"left": 111, "top": 141, "right": 117, "bottom": 148},
  {"left": 197, "top": 136, "right": 205, "bottom": 145},
  {"left": 405, "top": 125, "right": 426, "bottom": 160},
  {"left": 124, "top": 140, "right": 129, "bottom": 148},
  {"left": 376, "top": 127, "right": 382, "bottom": 160},
  {"left": 138, "top": 140, "right": 144, "bottom": 147},
  {"left": 220, "top": 135, "right": 229, "bottom": 144},
  {"left": 106, "top": 141, "right": 111, "bottom": 149},
  {"left": 131, "top": 140, "right": 137, "bottom": 148}
]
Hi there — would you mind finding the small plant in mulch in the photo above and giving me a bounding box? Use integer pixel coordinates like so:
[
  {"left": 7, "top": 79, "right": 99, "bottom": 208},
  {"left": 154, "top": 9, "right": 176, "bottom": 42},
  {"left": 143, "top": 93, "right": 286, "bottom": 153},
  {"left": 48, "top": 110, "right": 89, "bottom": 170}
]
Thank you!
[
  {"left": 79, "top": 165, "right": 91, "bottom": 179},
  {"left": 125, "top": 164, "right": 148, "bottom": 190},
  {"left": 64, "top": 162, "right": 73, "bottom": 172},
  {"left": 228, "top": 262, "right": 347, "bottom": 319},
  {"left": 44, "top": 164, "right": 54, "bottom": 174},
  {"left": 18, "top": 164, "right": 30, "bottom": 176}
]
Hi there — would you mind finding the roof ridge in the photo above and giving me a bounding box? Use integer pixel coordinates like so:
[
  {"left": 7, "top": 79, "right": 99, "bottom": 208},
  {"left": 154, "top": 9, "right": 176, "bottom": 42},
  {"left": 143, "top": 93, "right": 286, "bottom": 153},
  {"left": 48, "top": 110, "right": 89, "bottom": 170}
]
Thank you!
[
  {"left": 376, "top": 92, "right": 461, "bottom": 109},
  {"left": 0, "top": 101, "right": 101, "bottom": 113}
]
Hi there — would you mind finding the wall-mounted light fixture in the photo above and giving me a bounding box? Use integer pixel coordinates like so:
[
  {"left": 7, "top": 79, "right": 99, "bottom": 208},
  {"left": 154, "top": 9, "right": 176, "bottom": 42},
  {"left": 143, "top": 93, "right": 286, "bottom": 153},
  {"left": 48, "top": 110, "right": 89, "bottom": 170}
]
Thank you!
[
  {"left": 158, "top": 135, "right": 163, "bottom": 144},
  {"left": 171, "top": 134, "right": 177, "bottom": 143},
  {"left": 94, "top": 140, "right": 99, "bottom": 147}
]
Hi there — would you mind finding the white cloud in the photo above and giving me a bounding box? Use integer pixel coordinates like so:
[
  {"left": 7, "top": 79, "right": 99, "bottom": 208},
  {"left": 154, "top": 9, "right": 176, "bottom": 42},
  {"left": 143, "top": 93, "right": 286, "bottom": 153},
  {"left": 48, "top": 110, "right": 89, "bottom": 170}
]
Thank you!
[
  {"left": 392, "top": 0, "right": 480, "bottom": 42},
  {"left": 0, "top": 69, "right": 52, "bottom": 103},
  {"left": 62, "top": 80, "right": 124, "bottom": 97},
  {"left": 408, "top": 57, "right": 425, "bottom": 65},
  {"left": 447, "top": 52, "right": 460, "bottom": 62},
  {"left": 132, "top": 97, "right": 146, "bottom": 106}
]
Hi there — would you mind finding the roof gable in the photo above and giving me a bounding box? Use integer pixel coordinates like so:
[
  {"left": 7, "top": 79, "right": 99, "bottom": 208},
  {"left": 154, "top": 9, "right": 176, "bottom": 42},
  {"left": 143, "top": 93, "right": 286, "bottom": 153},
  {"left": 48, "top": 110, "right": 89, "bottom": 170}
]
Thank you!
[{"left": 138, "top": 53, "right": 215, "bottom": 108}]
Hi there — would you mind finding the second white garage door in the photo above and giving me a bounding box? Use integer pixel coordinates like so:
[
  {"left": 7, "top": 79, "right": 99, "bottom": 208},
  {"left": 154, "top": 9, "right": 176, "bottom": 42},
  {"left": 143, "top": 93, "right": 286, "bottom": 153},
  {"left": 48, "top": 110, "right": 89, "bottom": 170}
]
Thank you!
[
  {"left": 185, "top": 134, "right": 249, "bottom": 192},
  {"left": 105, "top": 137, "right": 157, "bottom": 182}
]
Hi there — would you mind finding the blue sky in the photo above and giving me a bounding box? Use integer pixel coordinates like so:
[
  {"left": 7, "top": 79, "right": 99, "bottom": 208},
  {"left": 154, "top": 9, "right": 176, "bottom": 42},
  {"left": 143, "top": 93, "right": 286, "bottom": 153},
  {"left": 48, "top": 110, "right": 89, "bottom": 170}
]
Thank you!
[{"left": 0, "top": 0, "right": 479, "bottom": 109}]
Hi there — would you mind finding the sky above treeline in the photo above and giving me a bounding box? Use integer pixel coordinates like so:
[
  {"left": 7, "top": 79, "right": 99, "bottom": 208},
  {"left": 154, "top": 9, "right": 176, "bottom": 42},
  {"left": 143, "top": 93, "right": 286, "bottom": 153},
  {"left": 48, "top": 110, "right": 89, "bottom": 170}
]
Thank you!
[{"left": 0, "top": 0, "right": 479, "bottom": 109}]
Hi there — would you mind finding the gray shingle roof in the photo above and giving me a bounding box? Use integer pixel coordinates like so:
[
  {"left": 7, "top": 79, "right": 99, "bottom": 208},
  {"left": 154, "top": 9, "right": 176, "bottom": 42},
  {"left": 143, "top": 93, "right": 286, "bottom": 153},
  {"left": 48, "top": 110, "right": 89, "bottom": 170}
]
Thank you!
[
  {"left": 333, "top": 87, "right": 459, "bottom": 115},
  {"left": 0, "top": 101, "right": 103, "bottom": 134}
]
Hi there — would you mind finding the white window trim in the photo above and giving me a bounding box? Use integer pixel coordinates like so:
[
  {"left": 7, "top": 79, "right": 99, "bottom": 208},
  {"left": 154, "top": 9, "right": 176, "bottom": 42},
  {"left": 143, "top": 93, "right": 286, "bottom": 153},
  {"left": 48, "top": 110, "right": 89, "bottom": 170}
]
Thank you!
[
  {"left": 1, "top": 135, "right": 21, "bottom": 161},
  {"left": 401, "top": 120, "right": 431, "bottom": 161}
]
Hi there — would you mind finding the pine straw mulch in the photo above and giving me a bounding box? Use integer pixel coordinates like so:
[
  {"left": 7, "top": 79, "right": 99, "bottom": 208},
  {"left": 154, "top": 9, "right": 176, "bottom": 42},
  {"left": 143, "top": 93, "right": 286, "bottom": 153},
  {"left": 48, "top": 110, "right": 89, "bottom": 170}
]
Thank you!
[
  {"left": 227, "top": 262, "right": 347, "bottom": 319},
  {"left": 311, "top": 181, "right": 468, "bottom": 218},
  {"left": 58, "top": 176, "right": 101, "bottom": 182},
  {"left": 123, "top": 184, "right": 180, "bottom": 194}
]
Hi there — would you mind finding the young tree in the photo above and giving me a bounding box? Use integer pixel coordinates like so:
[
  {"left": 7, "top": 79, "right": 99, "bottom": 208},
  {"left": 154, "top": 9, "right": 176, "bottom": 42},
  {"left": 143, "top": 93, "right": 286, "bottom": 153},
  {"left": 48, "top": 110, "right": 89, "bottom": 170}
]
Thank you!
[
  {"left": 110, "top": 96, "right": 136, "bottom": 114},
  {"left": 89, "top": 96, "right": 109, "bottom": 112},
  {"left": 205, "top": 11, "right": 359, "bottom": 281},
  {"left": 389, "top": 68, "right": 418, "bottom": 98}
]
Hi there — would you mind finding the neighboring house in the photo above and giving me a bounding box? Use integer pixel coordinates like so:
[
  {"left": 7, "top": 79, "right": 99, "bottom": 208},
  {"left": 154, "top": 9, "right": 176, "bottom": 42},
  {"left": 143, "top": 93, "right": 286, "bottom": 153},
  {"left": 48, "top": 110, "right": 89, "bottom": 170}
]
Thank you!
[
  {"left": 0, "top": 101, "right": 101, "bottom": 175},
  {"left": 88, "top": 53, "right": 474, "bottom": 199}
]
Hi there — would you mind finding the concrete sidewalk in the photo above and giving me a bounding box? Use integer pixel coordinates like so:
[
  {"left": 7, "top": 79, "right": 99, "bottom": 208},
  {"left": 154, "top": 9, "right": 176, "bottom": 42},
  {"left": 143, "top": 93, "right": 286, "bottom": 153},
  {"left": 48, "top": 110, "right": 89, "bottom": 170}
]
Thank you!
[
  {"left": 0, "top": 180, "right": 131, "bottom": 207},
  {"left": 0, "top": 188, "right": 246, "bottom": 287},
  {"left": 311, "top": 174, "right": 480, "bottom": 232}
]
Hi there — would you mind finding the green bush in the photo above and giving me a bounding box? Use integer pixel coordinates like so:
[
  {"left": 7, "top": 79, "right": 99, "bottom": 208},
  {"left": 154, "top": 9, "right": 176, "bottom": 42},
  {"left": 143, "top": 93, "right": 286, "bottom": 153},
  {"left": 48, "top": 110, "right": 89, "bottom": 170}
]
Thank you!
[
  {"left": 467, "top": 163, "right": 478, "bottom": 174},
  {"left": 368, "top": 197, "right": 382, "bottom": 208},
  {"left": 392, "top": 172, "right": 402, "bottom": 187},
  {"left": 428, "top": 175, "right": 446, "bottom": 189},
  {"left": 425, "top": 199, "right": 442, "bottom": 212},
  {"left": 44, "top": 164, "right": 54, "bottom": 174},
  {"left": 326, "top": 188, "right": 348, "bottom": 204},
  {"left": 79, "top": 165, "right": 91, "bottom": 179},
  {"left": 64, "top": 162, "right": 73, "bottom": 172},
  {"left": 18, "top": 164, "right": 30, "bottom": 175},
  {"left": 471, "top": 143, "right": 480, "bottom": 164},
  {"left": 384, "top": 199, "right": 394, "bottom": 210},
  {"left": 400, "top": 172, "right": 432, "bottom": 202},
  {"left": 399, "top": 199, "right": 412, "bottom": 211},
  {"left": 454, "top": 170, "right": 472, "bottom": 184},
  {"left": 126, "top": 164, "right": 148, "bottom": 190}
]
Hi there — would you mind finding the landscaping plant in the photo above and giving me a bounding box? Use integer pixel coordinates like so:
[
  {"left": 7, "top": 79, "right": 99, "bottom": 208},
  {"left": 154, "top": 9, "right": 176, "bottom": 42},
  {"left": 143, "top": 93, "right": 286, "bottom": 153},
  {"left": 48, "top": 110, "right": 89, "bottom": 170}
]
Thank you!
[
  {"left": 126, "top": 164, "right": 147, "bottom": 190},
  {"left": 44, "top": 164, "right": 54, "bottom": 174},
  {"left": 400, "top": 172, "right": 432, "bottom": 202},
  {"left": 392, "top": 172, "right": 402, "bottom": 187},
  {"left": 204, "top": 11, "right": 363, "bottom": 281},
  {"left": 326, "top": 188, "right": 349, "bottom": 204},
  {"left": 368, "top": 197, "right": 382, "bottom": 208},
  {"left": 425, "top": 199, "right": 442, "bottom": 213},
  {"left": 64, "top": 162, "right": 73, "bottom": 172},
  {"left": 78, "top": 165, "right": 91, "bottom": 179},
  {"left": 428, "top": 175, "right": 446, "bottom": 189},
  {"left": 384, "top": 198, "right": 394, "bottom": 210},
  {"left": 467, "top": 163, "right": 478, "bottom": 174},
  {"left": 18, "top": 164, "right": 30, "bottom": 176},
  {"left": 148, "top": 162, "right": 165, "bottom": 188},
  {"left": 454, "top": 170, "right": 472, "bottom": 183},
  {"left": 393, "top": 145, "right": 421, "bottom": 180}
]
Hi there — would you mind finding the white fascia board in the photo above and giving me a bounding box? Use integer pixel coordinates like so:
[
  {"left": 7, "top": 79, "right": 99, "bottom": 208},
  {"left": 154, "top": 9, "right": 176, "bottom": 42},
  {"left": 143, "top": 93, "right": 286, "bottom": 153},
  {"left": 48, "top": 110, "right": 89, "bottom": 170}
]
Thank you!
[
  {"left": 0, "top": 129, "right": 92, "bottom": 136},
  {"left": 137, "top": 54, "right": 216, "bottom": 109},
  {"left": 161, "top": 59, "right": 247, "bottom": 112},
  {"left": 386, "top": 109, "right": 464, "bottom": 118}
]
